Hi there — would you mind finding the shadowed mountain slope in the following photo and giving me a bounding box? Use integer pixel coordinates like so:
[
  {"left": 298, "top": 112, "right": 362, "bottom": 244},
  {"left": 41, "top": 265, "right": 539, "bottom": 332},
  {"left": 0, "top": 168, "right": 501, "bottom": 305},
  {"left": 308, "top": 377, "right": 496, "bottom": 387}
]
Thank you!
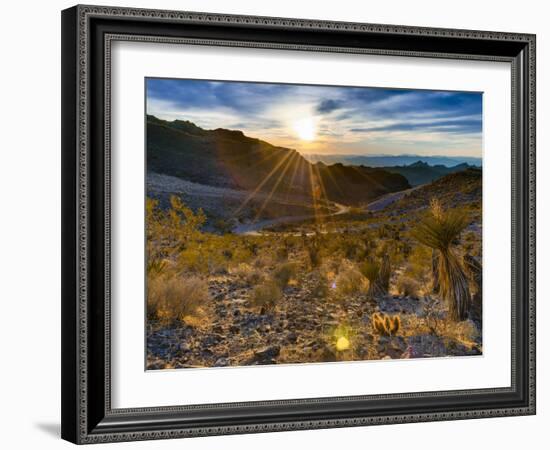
[{"left": 147, "top": 115, "right": 410, "bottom": 205}]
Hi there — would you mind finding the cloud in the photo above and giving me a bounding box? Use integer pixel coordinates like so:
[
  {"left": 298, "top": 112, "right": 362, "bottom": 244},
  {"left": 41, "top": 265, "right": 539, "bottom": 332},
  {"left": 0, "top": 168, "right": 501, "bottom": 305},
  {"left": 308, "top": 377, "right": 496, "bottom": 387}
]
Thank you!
[
  {"left": 146, "top": 78, "right": 482, "bottom": 157},
  {"left": 316, "top": 99, "right": 343, "bottom": 114},
  {"left": 350, "top": 118, "right": 482, "bottom": 135}
]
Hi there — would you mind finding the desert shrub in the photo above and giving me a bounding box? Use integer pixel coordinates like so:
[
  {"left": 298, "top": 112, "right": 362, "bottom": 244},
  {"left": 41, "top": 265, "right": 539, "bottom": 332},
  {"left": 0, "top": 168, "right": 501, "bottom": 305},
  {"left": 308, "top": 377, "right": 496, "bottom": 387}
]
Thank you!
[
  {"left": 454, "top": 318, "right": 481, "bottom": 344},
  {"left": 273, "top": 262, "right": 298, "bottom": 288},
  {"left": 253, "top": 254, "right": 273, "bottom": 269},
  {"left": 334, "top": 262, "right": 368, "bottom": 298},
  {"left": 306, "top": 241, "right": 321, "bottom": 268},
  {"left": 309, "top": 271, "right": 329, "bottom": 299},
  {"left": 177, "top": 247, "right": 207, "bottom": 273},
  {"left": 412, "top": 199, "right": 471, "bottom": 321},
  {"left": 221, "top": 248, "right": 233, "bottom": 261},
  {"left": 230, "top": 263, "right": 263, "bottom": 285},
  {"left": 251, "top": 279, "right": 283, "bottom": 312},
  {"left": 371, "top": 312, "right": 401, "bottom": 336},
  {"left": 147, "top": 257, "right": 168, "bottom": 277},
  {"left": 244, "top": 240, "right": 259, "bottom": 257},
  {"left": 283, "top": 236, "right": 297, "bottom": 250},
  {"left": 147, "top": 275, "right": 210, "bottom": 322},
  {"left": 400, "top": 242, "right": 412, "bottom": 258},
  {"left": 362, "top": 233, "right": 374, "bottom": 253},
  {"left": 147, "top": 196, "right": 206, "bottom": 255},
  {"left": 322, "top": 257, "right": 341, "bottom": 275},
  {"left": 396, "top": 275, "right": 420, "bottom": 297},
  {"left": 213, "top": 219, "right": 233, "bottom": 234},
  {"left": 341, "top": 237, "right": 359, "bottom": 260},
  {"left": 401, "top": 245, "right": 432, "bottom": 293},
  {"left": 275, "top": 246, "right": 289, "bottom": 261},
  {"left": 231, "top": 246, "right": 254, "bottom": 264},
  {"left": 377, "top": 224, "right": 391, "bottom": 239},
  {"left": 384, "top": 241, "right": 404, "bottom": 266}
]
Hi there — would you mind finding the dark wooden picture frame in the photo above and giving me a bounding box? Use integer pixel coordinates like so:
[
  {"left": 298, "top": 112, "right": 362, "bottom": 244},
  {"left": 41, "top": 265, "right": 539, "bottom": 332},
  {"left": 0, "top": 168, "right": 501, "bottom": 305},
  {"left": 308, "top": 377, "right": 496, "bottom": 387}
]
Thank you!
[{"left": 61, "top": 4, "right": 536, "bottom": 444}]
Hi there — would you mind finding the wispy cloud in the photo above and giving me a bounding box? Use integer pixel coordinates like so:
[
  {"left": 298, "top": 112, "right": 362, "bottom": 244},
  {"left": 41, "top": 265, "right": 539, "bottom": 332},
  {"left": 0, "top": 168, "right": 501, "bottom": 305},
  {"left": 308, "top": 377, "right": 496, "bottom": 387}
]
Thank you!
[
  {"left": 146, "top": 78, "right": 482, "bottom": 158},
  {"left": 316, "top": 99, "right": 343, "bottom": 114}
]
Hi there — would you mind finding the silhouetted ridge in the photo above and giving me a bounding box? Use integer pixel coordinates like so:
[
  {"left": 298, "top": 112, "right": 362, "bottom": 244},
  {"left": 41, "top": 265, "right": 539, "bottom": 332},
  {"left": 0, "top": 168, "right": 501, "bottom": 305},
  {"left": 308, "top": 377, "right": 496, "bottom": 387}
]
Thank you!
[{"left": 146, "top": 116, "right": 410, "bottom": 204}]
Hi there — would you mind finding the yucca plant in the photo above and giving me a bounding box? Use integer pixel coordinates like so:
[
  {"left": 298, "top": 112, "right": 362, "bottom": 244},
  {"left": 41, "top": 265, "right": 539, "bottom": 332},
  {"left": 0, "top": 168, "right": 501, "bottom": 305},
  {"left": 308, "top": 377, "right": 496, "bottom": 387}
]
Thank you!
[
  {"left": 431, "top": 249, "right": 440, "bottom": 293},
  {"left": 378, "top": 253, "right": 391, "bottom": 294},
  {"left": 359, "top": 260, "right": 383, "bottom": 298},
  {"left": 412, "top": 199, "right": 471, "bottom": 321}
]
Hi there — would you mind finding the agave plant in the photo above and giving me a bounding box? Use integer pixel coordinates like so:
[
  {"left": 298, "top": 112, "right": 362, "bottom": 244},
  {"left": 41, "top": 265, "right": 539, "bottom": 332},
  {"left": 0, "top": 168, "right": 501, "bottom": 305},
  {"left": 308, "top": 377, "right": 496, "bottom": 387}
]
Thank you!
[{"left": 412, "top": 199, "right": 471, "bottom": 322}]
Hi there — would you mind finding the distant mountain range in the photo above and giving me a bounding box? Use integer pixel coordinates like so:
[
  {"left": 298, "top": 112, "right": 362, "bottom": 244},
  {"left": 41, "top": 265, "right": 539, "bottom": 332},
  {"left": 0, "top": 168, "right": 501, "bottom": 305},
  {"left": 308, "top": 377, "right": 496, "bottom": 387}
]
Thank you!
[
  {"left": 304, "top": 154, "right": 482, "bottom": 169},
  {"left": 146, "top": 116, "right": 410, "bottom": 206},
  {"left": 378, "top": 160, "right": 477, "bottom": 186}
]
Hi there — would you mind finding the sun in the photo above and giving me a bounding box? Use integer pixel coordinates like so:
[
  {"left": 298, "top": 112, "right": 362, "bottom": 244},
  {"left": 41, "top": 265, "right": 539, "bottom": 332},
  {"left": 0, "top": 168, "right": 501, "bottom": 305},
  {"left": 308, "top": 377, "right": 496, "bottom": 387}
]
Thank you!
[{"left": 292, "top": 117, "right": 316, "bottom": 141}]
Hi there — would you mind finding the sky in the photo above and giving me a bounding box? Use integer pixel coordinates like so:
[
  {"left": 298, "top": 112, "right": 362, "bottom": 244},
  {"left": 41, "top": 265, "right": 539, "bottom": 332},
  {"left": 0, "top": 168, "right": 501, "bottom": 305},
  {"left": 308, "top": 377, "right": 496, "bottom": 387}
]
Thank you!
[{"left": 146, "top": 78, "right": 482, "bottom": 158}]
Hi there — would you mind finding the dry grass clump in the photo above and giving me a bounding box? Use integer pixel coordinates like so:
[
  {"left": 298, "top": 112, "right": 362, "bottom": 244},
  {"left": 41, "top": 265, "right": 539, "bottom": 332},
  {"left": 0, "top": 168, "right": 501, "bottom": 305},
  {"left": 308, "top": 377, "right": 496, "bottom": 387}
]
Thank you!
[
  {"left": 251, "top": 279, "right": 283, "bottom": 312},
  {"left": 303, "top": 237, "right": 322, "bottom": 268},
  {"left": 273, "top": 262, "right": 298, "bottom": 288},
  {"left": 425, "top": 316, "right": 480, "bottom": 345},
  {"left": 229, "top": 263, "right": 263, "bottom": 285},
  {"left": 334, "top": 262, "right": 368, "bottom": 298},
  {"left": 252, "top": 254, "right": 273, "bottom": 269},
  {"left": 452, "top": 319, "right": 481, "bottom": 344},
  {"left": 147, "top": 275, "right": 210, "bottom": 322},
  {"left": 396, "top": 275, "right": 420, "bottom": 297},
  {"left": 275, "top": 246, "right": 289, "bottom": 261},
  {"left": 309, "top": 271, "right": 329, "bottom": 299}
]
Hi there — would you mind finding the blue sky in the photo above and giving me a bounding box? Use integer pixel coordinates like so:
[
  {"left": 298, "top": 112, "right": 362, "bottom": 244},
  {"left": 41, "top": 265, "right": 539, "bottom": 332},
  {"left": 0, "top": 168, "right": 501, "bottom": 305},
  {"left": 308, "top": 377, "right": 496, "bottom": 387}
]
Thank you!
[{"left": 146, "top": 78, "right": 482, "bottom": 157}]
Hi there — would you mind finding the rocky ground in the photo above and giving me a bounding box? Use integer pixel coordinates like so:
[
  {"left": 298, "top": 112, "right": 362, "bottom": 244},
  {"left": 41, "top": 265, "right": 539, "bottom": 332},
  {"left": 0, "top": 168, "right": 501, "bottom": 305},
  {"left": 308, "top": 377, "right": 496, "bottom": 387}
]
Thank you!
[
  {"left": 146, "top": 169, "right": 483, "bottom": 370},
  {"left": 146, "top": 272, "right": 482, "bottom": 370}
]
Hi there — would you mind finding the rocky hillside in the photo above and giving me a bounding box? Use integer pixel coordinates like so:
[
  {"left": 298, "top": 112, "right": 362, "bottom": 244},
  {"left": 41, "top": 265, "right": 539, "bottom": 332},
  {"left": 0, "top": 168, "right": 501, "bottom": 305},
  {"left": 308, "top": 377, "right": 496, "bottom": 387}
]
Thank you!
[
  {"left": 147, "top": 115, "right": 410, "bottom": 205},
  {"left": 384, "top": 168, "right": 482, "bottom": 216}
]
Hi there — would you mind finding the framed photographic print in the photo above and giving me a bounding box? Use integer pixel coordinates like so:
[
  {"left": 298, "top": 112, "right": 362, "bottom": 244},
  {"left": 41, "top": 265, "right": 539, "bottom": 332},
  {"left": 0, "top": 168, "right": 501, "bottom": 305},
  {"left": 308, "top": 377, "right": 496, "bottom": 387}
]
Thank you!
[{"left": 61, "top": 5, "right": 536, "bottom": 444}]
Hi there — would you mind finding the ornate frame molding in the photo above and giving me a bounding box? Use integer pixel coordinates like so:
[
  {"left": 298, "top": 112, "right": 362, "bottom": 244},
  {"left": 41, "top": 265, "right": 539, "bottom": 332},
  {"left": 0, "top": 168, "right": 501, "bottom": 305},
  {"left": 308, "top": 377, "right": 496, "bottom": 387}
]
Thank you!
[{"left": 62, "top": 5, "right": 536, "bottom": 444}]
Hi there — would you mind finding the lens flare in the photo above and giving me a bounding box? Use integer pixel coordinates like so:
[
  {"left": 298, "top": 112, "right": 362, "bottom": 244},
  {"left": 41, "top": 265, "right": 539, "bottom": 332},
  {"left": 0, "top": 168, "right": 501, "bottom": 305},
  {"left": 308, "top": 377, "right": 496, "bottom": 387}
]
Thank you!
[{"left": 336, "top": 336, "right": 350, "bottom": 351}]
